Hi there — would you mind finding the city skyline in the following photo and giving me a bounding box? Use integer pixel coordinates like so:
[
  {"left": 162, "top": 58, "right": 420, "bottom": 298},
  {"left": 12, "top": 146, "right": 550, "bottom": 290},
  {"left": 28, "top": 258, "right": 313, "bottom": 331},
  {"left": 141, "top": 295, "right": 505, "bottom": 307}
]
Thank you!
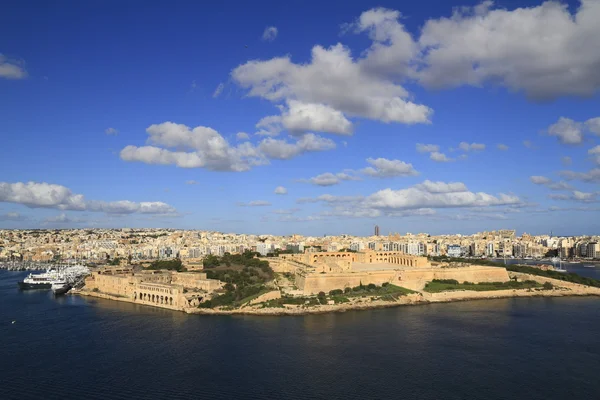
[{"left": 2, "top": 0, "right": 600, "bottom": 235}]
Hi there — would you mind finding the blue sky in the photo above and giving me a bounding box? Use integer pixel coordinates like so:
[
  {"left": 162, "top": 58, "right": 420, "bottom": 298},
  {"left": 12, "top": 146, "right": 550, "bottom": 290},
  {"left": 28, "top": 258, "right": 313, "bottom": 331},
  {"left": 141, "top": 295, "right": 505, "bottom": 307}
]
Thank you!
[{"left": 1, "top": 0, "right": 599, "bottom": 235}]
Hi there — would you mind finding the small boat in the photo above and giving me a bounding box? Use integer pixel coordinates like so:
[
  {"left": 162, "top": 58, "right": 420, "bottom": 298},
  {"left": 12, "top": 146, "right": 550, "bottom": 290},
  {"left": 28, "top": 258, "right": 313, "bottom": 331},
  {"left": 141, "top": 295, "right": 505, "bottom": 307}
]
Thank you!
[
  {"left": 583, "top": 265, "right": 596, "bottom": 268},
  {"left": 554, "top": 268, "right": 568, "bottom": 273},
  {"left": 51, "top": 281, "right": 71, "bottom": 296}
]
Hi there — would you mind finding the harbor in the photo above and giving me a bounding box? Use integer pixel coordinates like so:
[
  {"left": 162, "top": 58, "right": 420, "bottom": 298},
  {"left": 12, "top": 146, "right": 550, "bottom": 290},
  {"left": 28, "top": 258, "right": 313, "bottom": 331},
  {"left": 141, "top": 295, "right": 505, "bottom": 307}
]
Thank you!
[{"left": 16, "top": 264, "right": 90, "bottom": 295}]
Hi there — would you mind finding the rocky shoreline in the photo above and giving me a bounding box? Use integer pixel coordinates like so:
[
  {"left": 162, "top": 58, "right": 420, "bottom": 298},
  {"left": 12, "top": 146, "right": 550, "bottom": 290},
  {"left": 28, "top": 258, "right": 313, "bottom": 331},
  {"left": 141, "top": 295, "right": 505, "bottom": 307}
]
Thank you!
[{"left": 75, "top": 271, "right": 600, "bottom": 316}]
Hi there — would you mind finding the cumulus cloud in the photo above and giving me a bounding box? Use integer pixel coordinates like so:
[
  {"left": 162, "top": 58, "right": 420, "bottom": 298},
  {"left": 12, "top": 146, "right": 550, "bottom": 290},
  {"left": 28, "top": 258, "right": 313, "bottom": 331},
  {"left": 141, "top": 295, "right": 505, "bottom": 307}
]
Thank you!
[
  {"left": 530, "top": 176, "right": 552, "bottom": 185},
  {"left": 238, "top": 200, "right": 271, "bottom": 207},
  {"left": 587, "top": 117, "right": 600, "bottom": 135},
  {"left": 430, "top": 152, "right": 453, "bottom": 162},
  {"left": 299, "top": 172, "right": 361, "bottom": 186},
  {"left": 364, "top": 182, "right": 520, "bottom": 210},
  {"left": 361, "top": 157, "right": 418, "bottom": 177},
  {"left": 281, "top": 100, "right": 353, "bottom": 135},
  {"left": 588, "top": 145, "right": 600, "bottom": 165},
  {"left": 416, "top": 143, "right": 440, "bottom": 153},
  {"left": 236, "top": 132, "right": 250, "bottom": 140},
  {"left": 547, "top": 117, "right": 584, "bottom": 145},
  {"left": 258, "top": 133, "right": 335, "bottom": 160},
  {"left": 497, "top": 144, "right": 509, "bottom": 151},
  {"left": 298, "top": 180, "right": 521, "bottom": 218},
  {"left": 255, "top": 115, "right": 283, "bottom": 136},
  {"left": 105, "top": 127, "right": 118, "bottom": 135},
  {"left": 417, "top": 1, "right": 600, "bottom": 100},
  {"left": 0, "top": 181, "right": 177, "bottom": 215},
  {"left": 549, "top": 191, "right": 598, "bottom": 203},
  {"left": 213, "top": 83, "right": 225, "bottom": 98},
  {"left": 274, "top": 186, "right": 287, "bottom": 194},
  {"left": 559, "top": 168, "right": 600, "bottom": 183},
  {"left": 121, "top": 122, "right": 334, "bottom": 171},
  {"left": 530, "top": 176, "right": 573, "bottom": 191},
  {"left": 185, "top": 180, "right": 199, "bottom": 185},
  {"left": 232, "top": 27, "right": 433, "bottom": 127},
  {"left": 458, "top": 142, "right": 486, "bottom": 152},
  {"left": 0, "top": 54, "right": 27, "bottom": 79},
  {"left": 262, "top": 26, "right": 278, "bottom": 41}
]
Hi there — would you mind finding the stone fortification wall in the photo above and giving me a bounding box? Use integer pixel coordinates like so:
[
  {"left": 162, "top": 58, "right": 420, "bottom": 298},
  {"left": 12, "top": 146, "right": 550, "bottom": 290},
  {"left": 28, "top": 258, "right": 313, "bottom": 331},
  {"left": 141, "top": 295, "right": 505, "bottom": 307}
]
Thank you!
[
  {"left": 171, "top": 272, "right": 224, "bottom": 291},
  {"left": 297, "top": 265, "right": 510, "bottom": 294}
]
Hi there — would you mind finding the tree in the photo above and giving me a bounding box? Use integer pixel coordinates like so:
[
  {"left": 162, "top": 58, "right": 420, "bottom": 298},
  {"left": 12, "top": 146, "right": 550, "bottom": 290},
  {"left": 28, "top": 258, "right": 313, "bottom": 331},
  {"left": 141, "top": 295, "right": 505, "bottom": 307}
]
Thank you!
[
  {"left": 317, "top": 291, "right": 327, "bottom": 304},
  {"left": 543, "top": 282, "right": 554, "bottom": 290}
]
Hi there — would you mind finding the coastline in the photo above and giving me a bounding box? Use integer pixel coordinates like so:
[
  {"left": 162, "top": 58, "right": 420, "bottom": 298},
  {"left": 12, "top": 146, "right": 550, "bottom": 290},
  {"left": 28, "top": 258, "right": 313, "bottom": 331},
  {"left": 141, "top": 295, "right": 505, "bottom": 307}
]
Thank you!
[{"left": 74, "top": 272, "right": 600, "bottom": 316}]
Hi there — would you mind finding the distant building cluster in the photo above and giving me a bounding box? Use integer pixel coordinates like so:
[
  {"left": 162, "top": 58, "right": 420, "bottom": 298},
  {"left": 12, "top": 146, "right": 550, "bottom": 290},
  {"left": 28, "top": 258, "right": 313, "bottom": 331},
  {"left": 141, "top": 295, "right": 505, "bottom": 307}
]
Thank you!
[{"left": 0, "top": 228, "right": 599, "bottom": 264}]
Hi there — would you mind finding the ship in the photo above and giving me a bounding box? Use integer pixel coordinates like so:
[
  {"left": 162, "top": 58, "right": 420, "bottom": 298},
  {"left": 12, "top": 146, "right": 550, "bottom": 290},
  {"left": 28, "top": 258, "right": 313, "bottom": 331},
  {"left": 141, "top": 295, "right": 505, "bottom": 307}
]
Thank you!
[
  {"left": 17, "top": 269, "right": 62, "bottom": 290},
  {"left": 51, "top": 281, "right": 71, "bottom": 296}
]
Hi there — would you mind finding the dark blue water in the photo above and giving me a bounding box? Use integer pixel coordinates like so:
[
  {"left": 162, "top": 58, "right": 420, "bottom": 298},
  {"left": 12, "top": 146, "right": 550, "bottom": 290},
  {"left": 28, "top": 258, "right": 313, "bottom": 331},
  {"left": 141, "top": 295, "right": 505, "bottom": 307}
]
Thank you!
[{"left": 2, "top": 270, "right": 600, "bottom": 400}]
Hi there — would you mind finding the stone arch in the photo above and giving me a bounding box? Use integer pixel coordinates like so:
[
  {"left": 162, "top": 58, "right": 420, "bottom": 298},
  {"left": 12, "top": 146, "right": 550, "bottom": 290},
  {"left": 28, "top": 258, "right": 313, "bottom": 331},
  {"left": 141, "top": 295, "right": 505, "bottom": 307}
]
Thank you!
[
  {"left": 152, "top": 294, "right": 155, "bottom": 302},
  {"left": 170, "top": 297, "right": 173, "bottom": 305},
  {"left": 134, "top": 291, "right": 137, "bottom": 300}
]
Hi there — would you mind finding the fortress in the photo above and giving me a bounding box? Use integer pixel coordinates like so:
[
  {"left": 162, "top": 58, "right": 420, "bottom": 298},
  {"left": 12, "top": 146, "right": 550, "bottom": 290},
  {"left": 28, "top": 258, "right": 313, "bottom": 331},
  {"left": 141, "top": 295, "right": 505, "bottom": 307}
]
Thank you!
[
  {"left": 273, "top": 250, "right": 509, "bottom": 294},
  {"left": 83, "top": 266, "right": 224, "bottom": 310}
]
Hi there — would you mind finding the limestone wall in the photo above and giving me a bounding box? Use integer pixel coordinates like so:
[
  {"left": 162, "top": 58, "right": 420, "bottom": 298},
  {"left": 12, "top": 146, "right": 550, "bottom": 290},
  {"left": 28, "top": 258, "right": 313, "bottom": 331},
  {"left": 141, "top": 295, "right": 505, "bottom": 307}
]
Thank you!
[
  {"left": 171, "top": 272, "right": 224, "bottom": 291},
  {"left": 297, "top": 265, "right": 510, "bottom": 294}
]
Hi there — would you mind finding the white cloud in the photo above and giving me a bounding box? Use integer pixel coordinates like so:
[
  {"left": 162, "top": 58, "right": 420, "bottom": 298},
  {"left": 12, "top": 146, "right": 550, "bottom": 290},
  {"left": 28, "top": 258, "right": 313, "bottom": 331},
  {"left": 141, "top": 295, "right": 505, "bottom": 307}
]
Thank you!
[
  {"left": 258, "top": 133, "right": 335, "bottom": 160},
  {"left": 0, "top": 54, "right": 27, "bottom": 79},
  {"left": 213, "top": 83, "right": 225, "bottom": 98},
  {"left": 414, "top": 180, "right": 468, "bottom": 193},
  {"left": 236, "top": 132, "right": 250, "bottom": 140},
  {"left": 105, "top": 127, "right": 118, "bottom": 135},
  {"left": 299, "top": 180, "right": 521, "bottom": 218},
  {"left": 417, "top": 1, "right": 600, "bottom": 100},
  {"left": 272, "top": 208, "right": 300, "bottom": 215},
  {"left": 278, "top": 215, "right": 323, "bottom": 222},
  {"left": 530, "top": 176, "right": 552, "bottom": 185},
  {"left": 238, "top": 200, "right": 271, "bottom": 207},
  {"left": 530, "top": 175, "right": 573, "bottom": 191},
  {"left": 364, "top": 182, "right": 521, "bottom": 210},
  {"left": 232, "top": 36, "right": 432, "bottom": 126},
  {"left": 416, "top": 143, "right": 440, "bottom": 153},
  {"left": 0, "top": 181, "right": 177, "bottom": 215},
  {"left": 586, "top": 117, "right": 600, "bottom": 135},
  {"left": 281, "top": 100, "right": 353, "bottom": 135},
  {"left": 255, "top": 115, "right": 283, "bottom": 136},
  {"left": 361, "top": 157, "right": 418, "bottom": 177},
  {"left": 430, "top": 151, "right": 453, "bottom": 162},
  {"left": 262, "top": 26, "right": 278, "bottom": 41},
  {"left": 274, "top": 186, "right": 287, "bottom": 194},
  {"left": 559, "top": 168, "right": 600, "bottom": 183},
  {"left": 549, "top": 191, "right": 598, "bottom": 203},
  {"left": 458, "top": 142, "right": 486, "bottom": 152},
  {"left": 589, "top": 145, "right": 600, "bottom": 155},
  {"left": 185, "top": 180, "right": 199, "bottom": 185},
  {"left": 497, "top": 144, "right": 509, "bottom": 151},
  {"left": 120, "top": 121, "right": 271, "bottom": 172},
  {"left": 300, "top": 172, "right": 361, "bottom": 186},
  {"left": 561, "top": 156, "right": 572, "bottom": 166},
  {"left": 523, "top": 140, "right": 534, "bottom": 149},
  {"left": 547, "top": 117, "right": 584, "bottom": 145}
]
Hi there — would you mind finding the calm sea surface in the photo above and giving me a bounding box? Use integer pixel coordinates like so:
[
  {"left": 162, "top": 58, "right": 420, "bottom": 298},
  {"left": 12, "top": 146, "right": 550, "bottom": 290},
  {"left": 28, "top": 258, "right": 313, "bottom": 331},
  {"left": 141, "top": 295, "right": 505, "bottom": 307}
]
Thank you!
[{"left": 2, "top": 270, "right": 600, "bottom": 400}]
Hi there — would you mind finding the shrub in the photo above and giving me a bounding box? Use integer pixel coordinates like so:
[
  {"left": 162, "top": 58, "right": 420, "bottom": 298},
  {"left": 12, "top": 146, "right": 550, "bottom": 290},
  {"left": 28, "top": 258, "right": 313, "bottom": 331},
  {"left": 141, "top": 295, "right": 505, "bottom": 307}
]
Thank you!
[
  {"left": 382, "top": 282, "right": 389, "bottom": 287},
  {"left": 344, "top": 287, "right": 352, "bottom": 293},
  {"left": 329, "top": 289, "right": 343, "bottom": 296},
  {"left": 367, "top": 283, "right": 377, "bottom": 290},
  {"left": 543, "top": 282, "right": 554, "bottom": 290}
]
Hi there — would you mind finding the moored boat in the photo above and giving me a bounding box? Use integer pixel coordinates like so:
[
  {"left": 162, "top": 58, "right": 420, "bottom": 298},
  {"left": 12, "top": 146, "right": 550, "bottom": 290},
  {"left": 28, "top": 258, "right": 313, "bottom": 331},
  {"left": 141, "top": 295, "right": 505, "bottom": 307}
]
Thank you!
[
  {"left": 18, "top": 269, "right": 61, "bottom": 290},
  {"left": 51, "top": 281, "right": 71, "bottom": 295}
]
